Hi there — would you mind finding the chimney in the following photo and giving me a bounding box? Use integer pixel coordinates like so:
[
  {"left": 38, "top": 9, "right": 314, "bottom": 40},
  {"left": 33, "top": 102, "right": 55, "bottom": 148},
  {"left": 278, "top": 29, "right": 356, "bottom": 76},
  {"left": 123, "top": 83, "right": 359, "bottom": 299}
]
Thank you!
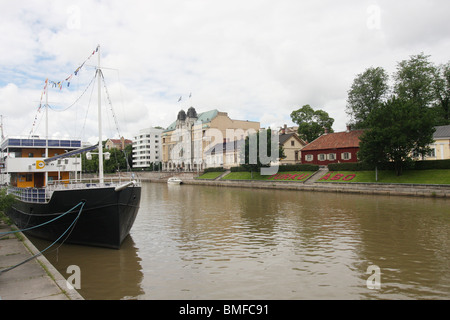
[
  {"left": 324, "top": 127, "right": 329, "bottom": 135},
  {"left": 346, "top": 125, "right": 351, "bottom": 133}
]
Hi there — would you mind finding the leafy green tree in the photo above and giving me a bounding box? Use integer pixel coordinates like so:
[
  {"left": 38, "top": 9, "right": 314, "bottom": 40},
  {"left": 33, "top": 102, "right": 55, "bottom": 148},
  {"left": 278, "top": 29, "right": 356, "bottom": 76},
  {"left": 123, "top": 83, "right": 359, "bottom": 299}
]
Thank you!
[
  {"left": 394, "top": 53, "right": 437, "bottom": 109},
  {"left": 81, "top": 144, "right": 131, "bottom": 174},
  {"left": 358, "top": 97, "right": 435, "bottom": 176},
  {"left": 241, "top": 128, "right": 285, "bottom": 172},
  {"left": 432, "top": 61, "right": 450, "bottom": 125},
  {"left": 290, "top": 105, "right": 334, "bottom": 143},
  {"left": 346, "top": 67, "right": 389, "bottom": 129}
]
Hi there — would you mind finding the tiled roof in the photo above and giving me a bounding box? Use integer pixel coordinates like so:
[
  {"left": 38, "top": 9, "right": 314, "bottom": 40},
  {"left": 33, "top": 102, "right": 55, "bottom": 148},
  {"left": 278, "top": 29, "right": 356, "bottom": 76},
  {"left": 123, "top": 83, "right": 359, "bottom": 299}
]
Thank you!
[
  {"left": 279, "top": 132, "right": 306, "bottom": 146},
  {"left": 301, "top": 129, "right": 364, "bottom": 151},
  {"left": 433, "top": 125, "right": 450, "bottom": 139}
]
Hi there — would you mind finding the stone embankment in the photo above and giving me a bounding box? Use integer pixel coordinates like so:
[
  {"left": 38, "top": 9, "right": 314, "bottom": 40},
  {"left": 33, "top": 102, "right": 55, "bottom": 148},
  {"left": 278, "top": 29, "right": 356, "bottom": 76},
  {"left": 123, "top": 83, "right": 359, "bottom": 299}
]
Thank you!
[{"left": 106, "top": 171, "right": 449, "bottom": 198}]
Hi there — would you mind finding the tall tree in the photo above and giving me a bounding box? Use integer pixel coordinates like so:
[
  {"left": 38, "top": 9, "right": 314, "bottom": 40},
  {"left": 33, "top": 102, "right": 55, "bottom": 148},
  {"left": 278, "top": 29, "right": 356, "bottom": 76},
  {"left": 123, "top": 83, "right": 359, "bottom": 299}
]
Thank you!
[
  {"left": 241, "top": 128, "right": 285, "bottom": 172},
  {"left": 290, "top": 105, "right": 334, "bottom": 143},
  {"left": 394, "top": 53, "right": 437, "bottom": 109},
  {"left": 432, "top": 61, "right": 450, "bottom": 125},
  {"left": 346, "top": 67, "right": 389, "bottom": 129},
  {"left": 358, "top": 97, "right": 435, "bottom": 176}
]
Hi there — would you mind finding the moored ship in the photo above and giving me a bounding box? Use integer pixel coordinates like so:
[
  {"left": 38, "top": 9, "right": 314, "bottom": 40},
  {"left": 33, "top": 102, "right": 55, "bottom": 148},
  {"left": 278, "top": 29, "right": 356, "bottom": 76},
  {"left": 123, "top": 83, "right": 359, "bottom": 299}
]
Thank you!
[{"left": 1, "top": 45, "right": 141, "bottom": 249}]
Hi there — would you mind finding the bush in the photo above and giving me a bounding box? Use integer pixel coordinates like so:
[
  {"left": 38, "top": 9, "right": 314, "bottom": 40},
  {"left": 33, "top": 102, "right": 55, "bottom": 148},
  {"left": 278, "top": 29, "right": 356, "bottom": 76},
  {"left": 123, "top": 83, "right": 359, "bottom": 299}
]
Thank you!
[
  {"left": 413, "top": 159, "right": 450, "bottom": 170},
  {"left": 203, "top": 167, "right": 225, "bottom": 173},
  {"left": 231, "top": 164, "right": 319, "bottom": 172},
  {"left": 230, "top": 166, "right": 251, "bottom": 172},
  {"left": 278, "top": 164, "right": 319, "bottom": 172},
  {"left": 0, "top": 188, "right": 15, "bottom": 213}
]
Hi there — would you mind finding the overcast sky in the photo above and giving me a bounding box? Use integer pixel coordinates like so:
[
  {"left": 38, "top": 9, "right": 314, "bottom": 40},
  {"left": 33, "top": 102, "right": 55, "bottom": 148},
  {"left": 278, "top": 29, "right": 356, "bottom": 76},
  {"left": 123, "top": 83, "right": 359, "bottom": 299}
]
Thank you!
[{"left": 1, "top": 0, "right": 449, "bottom": 144}]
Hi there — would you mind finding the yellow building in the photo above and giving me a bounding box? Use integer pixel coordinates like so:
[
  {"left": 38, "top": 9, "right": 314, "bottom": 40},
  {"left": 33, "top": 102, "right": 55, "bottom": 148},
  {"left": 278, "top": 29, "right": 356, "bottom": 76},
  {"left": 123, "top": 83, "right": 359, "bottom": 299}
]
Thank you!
[
  {"left": 278, "top": 132, "right": 307, "bottom": 165},
  {"left": 162, "top": 108, "right": 260, "bottom": 171},
  {"left": 426, "top": 125, "right": 450, "bottom": 160}
]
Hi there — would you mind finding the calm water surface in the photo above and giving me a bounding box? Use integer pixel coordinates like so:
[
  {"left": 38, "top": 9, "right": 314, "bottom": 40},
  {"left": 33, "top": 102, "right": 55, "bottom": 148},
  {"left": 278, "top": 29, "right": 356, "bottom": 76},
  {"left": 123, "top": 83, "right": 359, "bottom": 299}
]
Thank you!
[{"left": 33, "top": 182, "right": 449, "bottom": 300}]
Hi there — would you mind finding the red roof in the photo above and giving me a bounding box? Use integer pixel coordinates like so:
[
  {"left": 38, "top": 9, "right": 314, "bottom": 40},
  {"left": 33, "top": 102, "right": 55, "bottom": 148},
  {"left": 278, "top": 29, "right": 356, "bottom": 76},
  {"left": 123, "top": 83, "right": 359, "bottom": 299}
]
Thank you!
[{"left": 302, "top": 129, "right": 364, "bottom": 151}]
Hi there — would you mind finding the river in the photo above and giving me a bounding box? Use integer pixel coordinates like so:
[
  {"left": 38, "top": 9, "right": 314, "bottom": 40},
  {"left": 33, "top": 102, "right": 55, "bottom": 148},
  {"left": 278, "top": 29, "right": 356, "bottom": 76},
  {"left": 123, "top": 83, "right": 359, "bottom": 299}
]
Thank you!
[{"left": 31, "top": 182, "right": 450, "bottom": 300}]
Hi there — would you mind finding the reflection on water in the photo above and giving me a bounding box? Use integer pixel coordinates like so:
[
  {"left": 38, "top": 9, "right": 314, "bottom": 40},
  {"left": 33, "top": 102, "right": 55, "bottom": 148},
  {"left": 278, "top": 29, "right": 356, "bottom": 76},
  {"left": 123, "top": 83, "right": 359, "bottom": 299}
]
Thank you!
[{"left": 33, "top": 182, "right": 449, "bottom": 300}]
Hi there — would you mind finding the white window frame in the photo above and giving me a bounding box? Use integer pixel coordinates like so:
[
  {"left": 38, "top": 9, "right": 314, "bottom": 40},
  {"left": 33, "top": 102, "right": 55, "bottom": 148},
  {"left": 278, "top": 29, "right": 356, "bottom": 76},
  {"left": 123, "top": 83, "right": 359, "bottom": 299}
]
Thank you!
[
  {"left": 318, "top": 154, "right": 326, "bottom": 161},
  {"left": 327, "top": 153, "right": 336, "bottom": 161},
  {"left": 305, "top": 154, "right": 314, "bottom": 162},
  {"left": 341, "top": 152, "right": 352, "bottom": 160}
]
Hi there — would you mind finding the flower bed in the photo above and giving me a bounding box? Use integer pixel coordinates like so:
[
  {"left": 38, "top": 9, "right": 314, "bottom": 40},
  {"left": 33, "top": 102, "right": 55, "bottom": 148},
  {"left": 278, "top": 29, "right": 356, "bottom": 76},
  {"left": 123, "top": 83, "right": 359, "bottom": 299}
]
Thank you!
[{"left": 222, "top": 171, "right": 314, "bottom": 182}]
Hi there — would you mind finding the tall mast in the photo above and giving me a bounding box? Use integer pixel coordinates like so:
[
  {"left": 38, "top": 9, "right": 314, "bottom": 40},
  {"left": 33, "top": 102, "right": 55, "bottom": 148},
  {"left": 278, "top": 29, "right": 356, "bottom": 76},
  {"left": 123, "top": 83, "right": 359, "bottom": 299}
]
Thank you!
[
  {"left": 97, "top": 45, "right": 104, "bottom": 185},
  {"left": 45, "top": 80, "right": 49, "bottom": 186},
  {"left": 0, "top": 115, "right": 4, "bottom": 141}
]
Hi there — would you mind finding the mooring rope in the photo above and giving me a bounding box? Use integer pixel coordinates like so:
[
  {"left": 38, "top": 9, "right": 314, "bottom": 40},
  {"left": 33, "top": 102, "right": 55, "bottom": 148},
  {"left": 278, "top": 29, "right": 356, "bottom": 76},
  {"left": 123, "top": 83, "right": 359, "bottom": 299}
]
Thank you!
[
  {"left": 0, "top": 201, "right": 86, "bottom": 274},
  {"left": 0, "top": 201, "right": 85, "bottom": 238}
]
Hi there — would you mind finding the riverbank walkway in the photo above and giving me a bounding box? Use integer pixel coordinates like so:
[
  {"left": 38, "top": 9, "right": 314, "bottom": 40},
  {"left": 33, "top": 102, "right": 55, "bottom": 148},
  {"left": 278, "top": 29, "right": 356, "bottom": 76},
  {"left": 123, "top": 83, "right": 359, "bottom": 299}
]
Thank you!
[{"left": 0, "top": 221, "right": 83, "bottom": 300}]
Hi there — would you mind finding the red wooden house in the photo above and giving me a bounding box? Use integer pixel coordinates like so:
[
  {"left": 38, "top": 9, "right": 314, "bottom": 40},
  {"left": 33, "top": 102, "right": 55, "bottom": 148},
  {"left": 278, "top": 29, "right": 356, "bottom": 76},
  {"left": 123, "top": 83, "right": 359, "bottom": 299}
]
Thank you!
[{"left": 301, "top": 127, "right": 364, "bottom": 165}]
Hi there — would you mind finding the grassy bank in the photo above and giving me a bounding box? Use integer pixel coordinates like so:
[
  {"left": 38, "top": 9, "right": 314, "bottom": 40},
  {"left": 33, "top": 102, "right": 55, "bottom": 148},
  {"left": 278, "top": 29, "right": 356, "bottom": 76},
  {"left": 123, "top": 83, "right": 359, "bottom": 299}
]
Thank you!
[
  {"left": 221, "top": 171, "right": 315, "bottom": 182},
  {"left": 318, "top": 169, "right": 450, "bottom": 184}
]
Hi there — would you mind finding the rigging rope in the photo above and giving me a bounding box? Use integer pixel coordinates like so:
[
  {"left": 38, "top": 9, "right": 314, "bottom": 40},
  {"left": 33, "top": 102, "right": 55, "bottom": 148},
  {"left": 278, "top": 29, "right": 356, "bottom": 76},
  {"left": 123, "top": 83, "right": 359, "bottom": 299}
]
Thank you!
[
  {"left": 100, "top": 70, "right": 132, "bottom": 171},
  {"left": 0, "top": 201, "right": 86, "bottom": 274}
]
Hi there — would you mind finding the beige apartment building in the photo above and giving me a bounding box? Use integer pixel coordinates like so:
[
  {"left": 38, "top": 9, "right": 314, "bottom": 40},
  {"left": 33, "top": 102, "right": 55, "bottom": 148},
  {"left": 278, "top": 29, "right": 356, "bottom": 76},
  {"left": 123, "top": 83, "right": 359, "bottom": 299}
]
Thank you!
[{"left": 161, "top": 107, "right": 260, "bottom": 171}]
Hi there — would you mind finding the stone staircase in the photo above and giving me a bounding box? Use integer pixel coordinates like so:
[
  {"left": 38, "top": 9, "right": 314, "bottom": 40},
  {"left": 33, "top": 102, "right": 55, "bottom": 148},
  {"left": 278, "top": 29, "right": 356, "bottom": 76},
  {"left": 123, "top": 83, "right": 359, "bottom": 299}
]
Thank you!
[
  {"left": 304, "top": 167, "right": 328, "bottom": 184},
  {"left": 215, "top": 170, "right": 231, "bottom": 180}
]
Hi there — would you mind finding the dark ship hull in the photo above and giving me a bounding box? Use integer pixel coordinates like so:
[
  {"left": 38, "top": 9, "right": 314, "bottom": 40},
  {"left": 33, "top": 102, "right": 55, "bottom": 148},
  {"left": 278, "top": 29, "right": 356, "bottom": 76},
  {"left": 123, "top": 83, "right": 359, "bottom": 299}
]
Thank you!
[{"left": 6, "top": 185, "right": 141, "bottom": 249}]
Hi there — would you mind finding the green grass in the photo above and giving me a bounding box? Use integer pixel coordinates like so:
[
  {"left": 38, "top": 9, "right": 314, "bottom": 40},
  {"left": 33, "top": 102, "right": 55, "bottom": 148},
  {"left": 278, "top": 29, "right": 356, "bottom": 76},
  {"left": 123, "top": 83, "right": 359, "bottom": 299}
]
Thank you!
[
  {"left": 318, "top": 170, "right": 450, "bottom": 184},
  {"left": 196, "top": 171, "right": 225, "bottom": 180},
  {"left": 222, "top": 171, "right": 315, "bottom": 182}
]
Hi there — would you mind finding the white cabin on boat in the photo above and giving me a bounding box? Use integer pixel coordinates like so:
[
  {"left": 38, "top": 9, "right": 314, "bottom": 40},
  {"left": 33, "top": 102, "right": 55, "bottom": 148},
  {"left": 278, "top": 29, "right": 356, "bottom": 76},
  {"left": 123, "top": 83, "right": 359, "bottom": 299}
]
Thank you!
[{"left": 1, "top": 136, "right": 83, "bottom": 188}]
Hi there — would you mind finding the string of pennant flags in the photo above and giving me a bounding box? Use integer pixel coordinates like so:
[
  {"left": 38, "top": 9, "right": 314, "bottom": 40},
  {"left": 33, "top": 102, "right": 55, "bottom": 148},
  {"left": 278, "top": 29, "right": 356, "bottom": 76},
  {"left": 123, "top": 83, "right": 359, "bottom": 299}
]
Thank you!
[{"left": 30, "top": 45, "right": 100, "bottom": 135}]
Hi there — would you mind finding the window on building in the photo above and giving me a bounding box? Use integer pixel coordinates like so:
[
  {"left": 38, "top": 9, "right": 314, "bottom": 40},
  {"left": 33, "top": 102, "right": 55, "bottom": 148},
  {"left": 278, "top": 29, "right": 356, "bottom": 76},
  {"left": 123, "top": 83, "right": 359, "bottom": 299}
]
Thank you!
[
  {"left": 342, "top": 152, "right": 351, "bottom": 160},
  {"left": 327, "top": 153, "right": 336, "bottom": 161},
  {"left": 318, "top": 154, "right": 326, "bottom": 161},
  {"left": 291, "top": 140, "right": 295, "bottom": 147},
  {"left": 305, "top": 154, "right": 314, "bottom": 162}
]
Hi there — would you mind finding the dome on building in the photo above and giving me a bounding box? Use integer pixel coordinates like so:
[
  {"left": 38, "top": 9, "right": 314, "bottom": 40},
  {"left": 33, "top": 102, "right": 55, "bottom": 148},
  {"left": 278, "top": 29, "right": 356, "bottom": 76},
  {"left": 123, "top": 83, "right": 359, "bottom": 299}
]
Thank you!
[
  {"left": 177, "top": 109, "right": 186, "bottom": 121},
  {"left": 187, "top": 107, "right": 198, "bottom": 118}
]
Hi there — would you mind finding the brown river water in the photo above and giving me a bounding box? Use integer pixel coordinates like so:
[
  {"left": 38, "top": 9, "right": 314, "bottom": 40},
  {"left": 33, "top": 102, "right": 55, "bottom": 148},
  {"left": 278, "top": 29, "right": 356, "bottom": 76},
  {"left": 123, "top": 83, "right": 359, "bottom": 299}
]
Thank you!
[{"left": 30, "top": 182, "right": 449, "bottom": 300}]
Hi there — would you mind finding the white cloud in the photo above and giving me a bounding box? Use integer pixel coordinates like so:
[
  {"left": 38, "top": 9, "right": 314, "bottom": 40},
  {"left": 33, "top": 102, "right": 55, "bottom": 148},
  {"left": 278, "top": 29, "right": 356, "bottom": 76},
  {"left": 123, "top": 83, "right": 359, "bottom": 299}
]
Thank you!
[{"left": 1, "top": 0, "right": 449, "bottom": 142}]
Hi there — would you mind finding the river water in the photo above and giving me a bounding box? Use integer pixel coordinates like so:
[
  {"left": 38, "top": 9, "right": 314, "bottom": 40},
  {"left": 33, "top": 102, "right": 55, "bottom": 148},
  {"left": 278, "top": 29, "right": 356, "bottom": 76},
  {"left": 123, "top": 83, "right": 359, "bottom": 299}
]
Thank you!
[{"left": 32, "top": 182, "right": 449, "bottom": 300}]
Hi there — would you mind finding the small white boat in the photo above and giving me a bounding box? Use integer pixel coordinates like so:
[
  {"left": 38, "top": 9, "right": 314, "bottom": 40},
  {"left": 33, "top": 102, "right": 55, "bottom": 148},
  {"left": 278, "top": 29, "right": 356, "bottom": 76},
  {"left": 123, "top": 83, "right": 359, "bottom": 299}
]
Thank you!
[{"left": 167, "top": 177, "right": 182, "bottom": 184}]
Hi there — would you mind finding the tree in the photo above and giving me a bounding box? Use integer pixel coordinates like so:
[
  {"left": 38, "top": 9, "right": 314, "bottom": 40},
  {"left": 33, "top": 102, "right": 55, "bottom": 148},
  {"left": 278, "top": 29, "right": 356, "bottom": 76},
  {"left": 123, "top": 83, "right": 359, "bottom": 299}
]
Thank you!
[
  {"left": 82, "top": 143, "right": 132, "bottom": 174},
  {"left": 394, "top": 53, "right": 437, "bottom": 109},
  {"left": 346, "top": 67, "right": 389, "bottom": 129},
  {"left": 290, "top": 105, "right": 334, "bottom": 143},
  {"left": 241, "top": 128, "right": 285, "bottom": 172},
  {"left": 358, "top": 97, "right": 435, "bottom": 176},
  {"left": 432, "top": 61, "right": 450, "bottom": 125}
]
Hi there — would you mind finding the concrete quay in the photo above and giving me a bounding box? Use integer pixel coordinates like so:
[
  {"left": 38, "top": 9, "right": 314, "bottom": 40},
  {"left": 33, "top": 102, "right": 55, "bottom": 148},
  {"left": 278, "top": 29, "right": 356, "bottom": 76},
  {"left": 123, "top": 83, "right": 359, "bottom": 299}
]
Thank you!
[
  {"left": 0, "top": 222, "right": 83, "bottom": 300},
  {"left": 130, "top": 171, "right": 449, "bottom": 198},
  {"left": 183, "top": 179, "right": 450, "bottom": 198}
]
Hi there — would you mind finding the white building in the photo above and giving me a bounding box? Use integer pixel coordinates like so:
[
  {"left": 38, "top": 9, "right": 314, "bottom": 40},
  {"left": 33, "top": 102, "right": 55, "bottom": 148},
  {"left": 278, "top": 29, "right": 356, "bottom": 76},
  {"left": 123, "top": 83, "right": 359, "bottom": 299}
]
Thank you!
[{"left": 132, "top": 127, "right": 163, "bottom": 169}]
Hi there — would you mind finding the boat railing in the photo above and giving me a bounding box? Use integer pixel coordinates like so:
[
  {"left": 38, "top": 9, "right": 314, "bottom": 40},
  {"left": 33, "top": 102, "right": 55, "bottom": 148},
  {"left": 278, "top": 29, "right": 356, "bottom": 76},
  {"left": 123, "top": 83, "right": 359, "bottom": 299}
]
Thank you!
[
  {"left": 8, "top": 187, "right": 48, "bottom": 203},
  {"left": 46, "top": 175, "right": 141, "bottom": 193},
  {"left": 7, "top": 175, "right": 141, "bottom": 203}
]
